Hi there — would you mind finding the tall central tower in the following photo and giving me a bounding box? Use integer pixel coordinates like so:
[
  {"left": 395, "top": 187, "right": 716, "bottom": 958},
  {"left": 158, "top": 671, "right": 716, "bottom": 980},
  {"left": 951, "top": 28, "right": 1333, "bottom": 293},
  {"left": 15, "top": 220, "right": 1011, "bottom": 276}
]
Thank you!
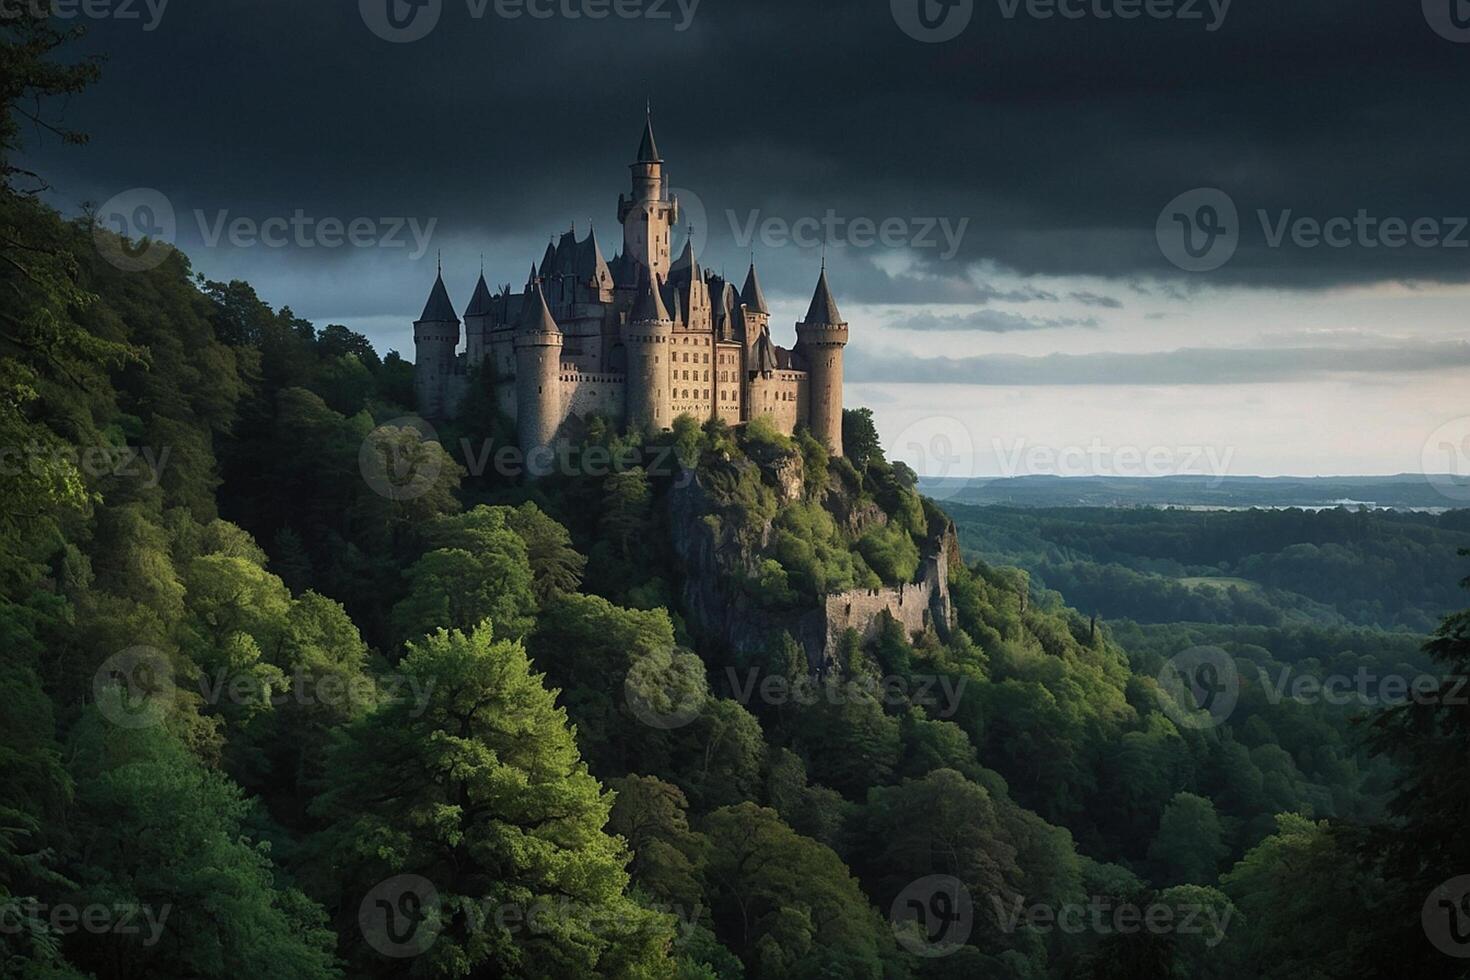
[{"left": 618, "top": 111, "right": 679, "bottom": 280}]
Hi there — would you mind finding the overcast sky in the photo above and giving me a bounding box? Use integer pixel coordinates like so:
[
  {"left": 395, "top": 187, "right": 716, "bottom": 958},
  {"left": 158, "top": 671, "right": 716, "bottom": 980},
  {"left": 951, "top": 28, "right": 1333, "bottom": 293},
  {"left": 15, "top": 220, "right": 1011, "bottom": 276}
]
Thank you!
[{"left": 23, "top": 0, "right": 1470, "bottom": 480}]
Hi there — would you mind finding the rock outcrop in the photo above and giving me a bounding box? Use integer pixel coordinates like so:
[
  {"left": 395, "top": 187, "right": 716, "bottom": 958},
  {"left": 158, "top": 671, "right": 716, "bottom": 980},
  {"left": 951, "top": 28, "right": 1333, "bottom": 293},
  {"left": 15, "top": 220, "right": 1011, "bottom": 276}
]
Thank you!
[{"left": 667, "top": 460, "right": 957, "bottom": 674}]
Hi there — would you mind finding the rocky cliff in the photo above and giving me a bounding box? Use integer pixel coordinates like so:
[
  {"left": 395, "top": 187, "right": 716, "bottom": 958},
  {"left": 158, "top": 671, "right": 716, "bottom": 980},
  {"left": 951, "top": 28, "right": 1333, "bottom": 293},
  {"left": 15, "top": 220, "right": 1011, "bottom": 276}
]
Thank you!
[{"left": 666, "top": 455, "right": 957, "bottom": 673}]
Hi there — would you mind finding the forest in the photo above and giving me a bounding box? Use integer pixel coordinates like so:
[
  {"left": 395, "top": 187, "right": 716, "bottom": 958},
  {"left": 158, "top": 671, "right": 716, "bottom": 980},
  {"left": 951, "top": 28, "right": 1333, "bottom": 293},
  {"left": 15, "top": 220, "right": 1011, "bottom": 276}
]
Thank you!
[{"left": 5, "top": 17, "right": 1470, "bottom": 980}]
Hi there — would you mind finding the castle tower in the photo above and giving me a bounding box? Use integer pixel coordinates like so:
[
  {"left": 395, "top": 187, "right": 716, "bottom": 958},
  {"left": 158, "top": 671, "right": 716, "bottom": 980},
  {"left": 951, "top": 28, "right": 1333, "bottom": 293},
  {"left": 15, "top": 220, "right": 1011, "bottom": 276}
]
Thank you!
[
  {"left": 625, "top": 267, "right": 673, "bottom": 433},
  {"left": 617, "top": 111, "right": 679, "bottom": 280},
  {"left": 795, "top": 263, "right": 848, "bottom": 455},
  {"left": 738, "top": 259, "right": 771, "bottom": 366},
  {"left": 413, "top": 264, "right": 460, "bottom": 418},
  {"left": 463, "top": 267, "right": 494, "bottom": 368},
  {"left": 514, "top": 278, "right": 564, "bottom": 469}
]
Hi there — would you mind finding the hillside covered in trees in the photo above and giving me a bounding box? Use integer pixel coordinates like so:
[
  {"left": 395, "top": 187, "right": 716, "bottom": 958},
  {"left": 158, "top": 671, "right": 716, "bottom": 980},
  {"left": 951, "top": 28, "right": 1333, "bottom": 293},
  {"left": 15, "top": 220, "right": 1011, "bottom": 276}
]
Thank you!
[{"left": 5, "top": 18, "right": 1470, "bottom": 980}]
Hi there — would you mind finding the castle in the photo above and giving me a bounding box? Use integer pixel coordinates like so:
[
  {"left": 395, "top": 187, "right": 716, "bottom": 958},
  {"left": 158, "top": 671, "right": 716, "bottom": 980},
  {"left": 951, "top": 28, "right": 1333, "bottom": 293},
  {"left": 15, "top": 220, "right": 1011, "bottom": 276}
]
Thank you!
[{"left": 412, "top": 114, "right": 849, "bottom": 459}]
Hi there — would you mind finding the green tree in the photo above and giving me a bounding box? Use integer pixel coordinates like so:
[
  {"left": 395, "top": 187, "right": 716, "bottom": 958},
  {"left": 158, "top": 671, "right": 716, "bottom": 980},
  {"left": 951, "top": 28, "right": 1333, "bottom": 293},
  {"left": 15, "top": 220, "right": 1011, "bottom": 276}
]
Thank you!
[
  {"left": 1147, "top": 792, "right": 1227, "bottom": 886},
  {"left": 701, "top": 803, "right": 891, "bottom": 980},
  {"left": 311, "top": 622, "right": 675, "bottom": 978}
]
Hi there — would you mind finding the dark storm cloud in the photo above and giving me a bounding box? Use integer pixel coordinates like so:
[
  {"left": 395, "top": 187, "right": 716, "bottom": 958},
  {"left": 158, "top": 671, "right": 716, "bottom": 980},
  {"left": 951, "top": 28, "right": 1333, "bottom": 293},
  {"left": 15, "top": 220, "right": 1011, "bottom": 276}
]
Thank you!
[
  {"left": 846, "top": 340, "right": 1470, "bottom": 386},
  {"left": 21, "top": 0, "right": 1470, "bottom": 330},
  {"left": 889, "top": 310, "right": 1100, "bottom": 332}
]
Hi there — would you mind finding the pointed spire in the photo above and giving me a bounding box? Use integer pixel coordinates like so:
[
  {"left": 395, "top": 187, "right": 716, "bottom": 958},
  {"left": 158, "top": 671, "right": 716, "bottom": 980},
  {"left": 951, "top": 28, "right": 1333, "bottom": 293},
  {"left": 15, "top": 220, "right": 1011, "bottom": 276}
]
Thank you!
[
  {"left": 464, "top": 271, "right": 494, "bottom": 319},
  {"left": 803, "top": 265, "right": 844, "bottom": 325},
  {"left": 636, "top": 107, "right": 661, "bottom": 163},
  {"left": 539, "top": 239, "right": 557, "bottom": 278},
  {"left": 670, "top": 226, "right": 701, "bottom": 282},
  {"left": 753, "top": 330, "right": 779, "bottom": 373},
  {"left": 740, "top": 260, "right": 769, "bottom": 315},
  {"left": 576, "top": 225, "right": 611, "bottom": 283},
  {"left": 418, "top": 267, "right": 459, "bottom": 323},
  {"left": 630, "top": 267, "right": 670, "bottom": 323},
  {"left": 517, "top": 279, "right": 560, "bottom": 335}
]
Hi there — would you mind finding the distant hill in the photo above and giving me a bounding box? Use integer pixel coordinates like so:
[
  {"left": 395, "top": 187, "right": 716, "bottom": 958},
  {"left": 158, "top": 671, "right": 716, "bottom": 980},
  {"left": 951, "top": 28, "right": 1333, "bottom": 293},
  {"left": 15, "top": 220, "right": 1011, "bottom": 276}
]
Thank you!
[{"left": 919, "top": 473, "right": 1469, "bottom": 511}]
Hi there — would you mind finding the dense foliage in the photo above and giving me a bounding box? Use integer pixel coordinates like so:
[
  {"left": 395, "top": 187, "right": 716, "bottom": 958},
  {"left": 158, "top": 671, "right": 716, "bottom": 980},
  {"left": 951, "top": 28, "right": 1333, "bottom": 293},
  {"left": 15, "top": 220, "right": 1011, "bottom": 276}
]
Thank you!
[{"left": 5, "top": 27, "right": 1470, "bottom": 978}]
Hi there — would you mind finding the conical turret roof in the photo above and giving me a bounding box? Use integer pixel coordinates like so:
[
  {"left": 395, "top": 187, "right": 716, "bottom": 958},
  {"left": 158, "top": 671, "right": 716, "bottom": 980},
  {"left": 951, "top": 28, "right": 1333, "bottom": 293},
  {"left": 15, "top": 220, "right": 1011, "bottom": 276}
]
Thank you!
[
  {"left": 576, "top": 227, "right": 612, "bottom": 284},
  {"left": 518, "top": 280, "right": 560, "bottom": 335},
  {"left": 670, "top": 233, "right": 701, "bottom": 283},
  {"left": 636, "top": 111, "right": 661, "bottom": 163},
  {"left": 803, "top": 265, "right": 844, "bottom": 325},
  {"left": 740, "top": 261, "right": 769, "bottom": 315},
  {"left": 630, "top": 267, "right": 670, "bottom": 323},
  {"left": 753, "top": 330, "right": 779, "bottom": 373},
  {"left": 464, "top": 273, "right": 494, "bottom": 318},
  {"left": 418, "top": 271, "right": 459, "bottom": 323},
  {"left": 538, "top": 240, "right": 557, "bottom": 278}
]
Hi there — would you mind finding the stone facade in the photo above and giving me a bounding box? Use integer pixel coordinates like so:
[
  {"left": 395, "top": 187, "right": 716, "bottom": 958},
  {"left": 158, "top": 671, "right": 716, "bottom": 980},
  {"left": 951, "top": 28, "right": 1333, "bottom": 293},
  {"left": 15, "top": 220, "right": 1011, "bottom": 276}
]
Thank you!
[{"left": 412, "top": 114, "right": 848, "bottom": 455}]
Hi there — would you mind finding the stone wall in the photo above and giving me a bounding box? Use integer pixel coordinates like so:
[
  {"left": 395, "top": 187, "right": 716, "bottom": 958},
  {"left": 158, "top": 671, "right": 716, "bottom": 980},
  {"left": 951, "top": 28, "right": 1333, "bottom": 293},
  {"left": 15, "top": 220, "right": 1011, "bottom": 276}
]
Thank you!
[
  {"left": 667, "top": 465, "right": 957, "bottom": 674},
  {"left": 820, "top": 540, "right": 954, "bottom": 655},
  {"left": 560, "top": 371, "right": 625, "bottom": 421}
]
